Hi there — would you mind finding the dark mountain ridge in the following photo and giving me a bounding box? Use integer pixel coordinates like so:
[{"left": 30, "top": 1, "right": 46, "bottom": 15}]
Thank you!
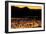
[{"left": 11, "top": 6, "right": 41, "bottom": 20}]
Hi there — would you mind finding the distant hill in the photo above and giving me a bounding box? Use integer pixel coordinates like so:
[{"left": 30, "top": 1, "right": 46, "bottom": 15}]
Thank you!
[{"left": 11, "top": 6, "right": 41, "bottom": 20}]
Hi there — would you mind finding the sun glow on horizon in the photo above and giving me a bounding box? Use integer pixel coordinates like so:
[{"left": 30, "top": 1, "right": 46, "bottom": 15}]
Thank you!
[{"left": 15, "top": 5, "right": 41, "bottom": 9}]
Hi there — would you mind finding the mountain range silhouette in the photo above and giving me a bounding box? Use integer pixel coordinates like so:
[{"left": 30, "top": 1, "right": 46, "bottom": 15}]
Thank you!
[{"left": 11, "top": 6, "right": 41, "bottom": 20}]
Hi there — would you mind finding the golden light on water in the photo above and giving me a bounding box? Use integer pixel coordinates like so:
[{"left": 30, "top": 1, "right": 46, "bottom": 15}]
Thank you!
[{"left": 11, "top": 18, "right": 41, "bottom": 28}]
